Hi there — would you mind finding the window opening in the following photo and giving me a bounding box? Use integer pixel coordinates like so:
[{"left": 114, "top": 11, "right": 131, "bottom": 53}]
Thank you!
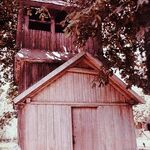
[
  {"left": 54, "top": 10, "right": 67, "bottom": 33},
  {"left": 28, "top": 7, "right": 51, "bottom": 31},
  {"left": 28, "top": 7, "right": 68, "bottom": 33}
]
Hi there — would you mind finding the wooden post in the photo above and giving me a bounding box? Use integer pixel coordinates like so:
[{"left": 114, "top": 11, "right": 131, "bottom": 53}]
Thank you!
[
  {"left": 51, "top": 16, "right": 56, "bottom": 51},
  {"left": 16, "top": 0, "right": 23, "bottom": 48}
]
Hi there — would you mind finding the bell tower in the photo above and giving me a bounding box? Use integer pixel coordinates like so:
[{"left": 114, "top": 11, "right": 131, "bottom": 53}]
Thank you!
[{"left": 15, "top": 0, "right": 99, "bottom": 93}]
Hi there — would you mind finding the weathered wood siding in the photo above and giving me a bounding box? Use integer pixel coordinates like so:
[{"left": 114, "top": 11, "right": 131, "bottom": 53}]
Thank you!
[
  {"left": 97, "top": 105, "right": 136, "bottom": 150},
  {"left": 19, "top": 104, "right": 136, "bottom": 150},
  {"left": 20, "top": 104, "right": 73, "bottom": 150},
  {"left": 33, "top": 71, "right": 127, "bottom": 103},
  {"left": 18, "top": 65, "right": 137, "bottom": 150},
  {"left": 22, "top": 29, "right": 99, "bottom": 54},
  {"left": 17, "top": 62, "right": 60, "bottom": 93}
]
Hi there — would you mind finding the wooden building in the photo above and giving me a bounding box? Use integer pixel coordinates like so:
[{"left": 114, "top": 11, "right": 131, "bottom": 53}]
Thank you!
[
  {"left": 14, "top": 52, "right": 144, "bottom": 150},
  {"left": 14, "top": 0, "right": 144, "bottom": 150},
  {"left": 15, "top": 0, "right": 99, "bottom": 93}
]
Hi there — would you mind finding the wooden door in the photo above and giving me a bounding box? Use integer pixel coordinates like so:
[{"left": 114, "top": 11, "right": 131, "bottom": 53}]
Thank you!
[
  {"left": 24, "top": 104, "right": 73, "bottom": 150},
  {"left": 72, "top": 108, "right": 98, "bottom": 150}
]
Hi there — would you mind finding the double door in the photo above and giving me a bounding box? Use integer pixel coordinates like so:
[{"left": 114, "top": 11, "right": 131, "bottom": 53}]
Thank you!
[{"left": 24, "top": 104, "right": 136, "bottom": 150}]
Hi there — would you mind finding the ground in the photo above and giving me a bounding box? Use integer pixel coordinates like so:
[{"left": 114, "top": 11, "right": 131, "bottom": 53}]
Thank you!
[
  {"left": 0, "top": 142, "right": 19, "bottom": 150},
  {"left": 0, "top": 135, "right": 150, "bottom": 150},
  {"left": 137, "top": 131, "right": 150, "bottom": 150}
]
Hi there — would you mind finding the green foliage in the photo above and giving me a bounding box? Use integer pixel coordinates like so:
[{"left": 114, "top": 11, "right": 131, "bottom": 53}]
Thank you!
[{"left": 64, "top": 0, "right": 150, "bottom": 93}]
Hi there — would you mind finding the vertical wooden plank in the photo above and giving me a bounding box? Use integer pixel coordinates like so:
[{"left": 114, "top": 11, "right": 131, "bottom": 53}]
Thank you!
[
  {"left": 54, "top": 105, "right": 61, "bottom": 150},
  {"left": 24, "top": 104, "right": 37, "bottom": 150},
  {"left": 47, "top": 32, "right": 49, "bottom": 50},
  {"left": 64, "top": 72, "right": 72, "bottom": 101},
  {"left": 46, "top": 105, "right": 54, "bottom": 150},
  {"left": 33, "top": 30, "right": 35, "bottom": 49},
  {"left": 89, "top": 74, "right": 96, "bottom": 102},
  {"left": 100, "top": 86, "right": 106, "bottom": 103},
  {"left": 105, "top": 84, "right": 111, "bottom": 102},
  {"left": 41, "top": 31, "right": 44, "bottom": 50},
  {"left": 51, "top": 17, "right": 56, "bottom": 51},
  {"left": 24, "top": 16, "right": 29, "bottom": 48},
  {"left": 44, "top": 31, "right": 47, "bottom": 50},
  {"left": 59, "top": 33, "right": 61, "bottom": 51},
  {"left": 39, "top": 30, "right": 42, "bottom": 49},
  {"left": 45, "top": 31, "right": 47, "bottom": 50},
  {"left": 18, "top": 108, "right": 26, "bottom": 150},
  {"left": 121, "top": 106, "right": 132, "bottom": 149},
  {"left": 34, "top": 31, "right": 39, "bottom": 49},
  {"left": 37, "top": 105, "right": 47, "bottom": 150},
  {"left": 97, "top": 106, "right": 129, "bottom": 150},
  {"left": 43, "top": 31, "right": 45, "bottom": 50},
  {"left": 29, "top": 29, "right": 31, "bottom": 49},
  {"left": 55, "top": 33, "right": 58, "bottom": 50},
  {"left": 61, "top": 106, "right": 73, "bottom": 150},
  {"left": 112, "top": 106, "right": 124, "bottom": 150},
  {"left": 41, "top": 30, "right": 43, "bottom": 49},
  {"left": 58, "top": 33, "right": 63, "bottom": 51},
  {"left": 102, "top": 106, "right": 115, "bottom": 150},
  {"left": 110, "top": 85, "right": 116, "bottom": 102},
  {"left": 128, "top": 106, "right": 137, "bottom": 150},
  {"left": 97, "top": 106, "right": 106, "bottom": 150},
  {"left": 53, "top": 105, "right": 72, "bottom": 150}
]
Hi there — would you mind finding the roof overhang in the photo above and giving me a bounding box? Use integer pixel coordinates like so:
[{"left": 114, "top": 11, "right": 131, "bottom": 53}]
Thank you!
[{"left": 29, "top": 0, "right": 74, "bottom": 11}]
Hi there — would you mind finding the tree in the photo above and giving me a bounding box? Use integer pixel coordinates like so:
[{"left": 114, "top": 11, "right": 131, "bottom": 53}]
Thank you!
[
  {"left": 0, "top": 0, "right": 18, "bottom": 130},
  {"left": 0, "top": 0, "right": 18, "bottom": 97},
  {"left": 64, "top": 0, "right": 150, "bottom": 93}
]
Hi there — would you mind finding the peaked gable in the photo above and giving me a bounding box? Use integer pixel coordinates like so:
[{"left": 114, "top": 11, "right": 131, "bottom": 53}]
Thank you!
[
  {"left": 13, "top": 52, "right": 144, "bottom": 104},
  {"left": 32, "top": 71, "right": 130, "bottom": 103}
]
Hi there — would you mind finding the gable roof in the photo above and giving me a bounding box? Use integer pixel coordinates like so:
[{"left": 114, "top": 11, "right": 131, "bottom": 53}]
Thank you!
[{"left": 13, "top": 52, "right": 144, "bottom": 104}]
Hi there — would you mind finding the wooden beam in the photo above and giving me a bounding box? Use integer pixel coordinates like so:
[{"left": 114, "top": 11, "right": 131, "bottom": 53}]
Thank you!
[
  {"left": 26, "top": 98, "right": 31, "bottom": 103},
  {"left": 30, "top": 101, "right": 130, "bottom": 107},
  {"left": 68, "top": 67, "right": 99, "bottom": 75}
]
